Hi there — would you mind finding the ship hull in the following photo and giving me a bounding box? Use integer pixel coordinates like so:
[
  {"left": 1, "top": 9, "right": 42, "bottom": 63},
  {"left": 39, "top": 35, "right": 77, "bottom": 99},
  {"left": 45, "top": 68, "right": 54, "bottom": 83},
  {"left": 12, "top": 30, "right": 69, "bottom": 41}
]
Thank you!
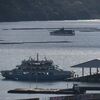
[
  {"left": 1, "top": 70, "right": 73, "bottom": 81},
  {"left": 50, "top": 32, "right": 75, "bottom": 36}
]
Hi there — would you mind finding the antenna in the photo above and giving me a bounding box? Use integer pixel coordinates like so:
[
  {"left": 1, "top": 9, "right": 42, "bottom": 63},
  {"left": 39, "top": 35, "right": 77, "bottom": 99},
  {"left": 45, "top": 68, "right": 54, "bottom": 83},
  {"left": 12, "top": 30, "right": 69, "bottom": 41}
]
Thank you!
[{"left": 44, "top": 56, "right": 47, "bottom": 61}]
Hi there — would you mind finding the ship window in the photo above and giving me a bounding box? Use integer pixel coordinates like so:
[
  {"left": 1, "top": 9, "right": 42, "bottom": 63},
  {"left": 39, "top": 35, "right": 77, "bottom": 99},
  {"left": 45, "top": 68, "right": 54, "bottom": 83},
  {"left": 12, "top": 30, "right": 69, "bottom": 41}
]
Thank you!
[
  {"left": 9, "top": 72, "right": 12, "bottom": 75},
  {"left": 23, "top": 72, "right": 29, "bottom": 74},
  {"left": 47, "top": 72, "right": 49, "bottom": 75}
]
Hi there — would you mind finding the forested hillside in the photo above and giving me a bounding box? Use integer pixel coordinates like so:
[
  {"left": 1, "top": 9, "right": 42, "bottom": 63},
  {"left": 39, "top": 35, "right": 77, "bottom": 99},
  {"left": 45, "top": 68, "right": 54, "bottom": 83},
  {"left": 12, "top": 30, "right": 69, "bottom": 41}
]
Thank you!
[{"left": 0, "top": 0, "right": 100, "bottom": 21}]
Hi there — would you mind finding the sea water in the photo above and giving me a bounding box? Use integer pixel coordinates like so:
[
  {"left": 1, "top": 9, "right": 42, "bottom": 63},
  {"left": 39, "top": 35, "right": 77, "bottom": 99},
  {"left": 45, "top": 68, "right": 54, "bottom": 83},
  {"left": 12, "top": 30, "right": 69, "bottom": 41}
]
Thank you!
[{"left": 0, "top": 20, "right": 100, "bottom": 100}]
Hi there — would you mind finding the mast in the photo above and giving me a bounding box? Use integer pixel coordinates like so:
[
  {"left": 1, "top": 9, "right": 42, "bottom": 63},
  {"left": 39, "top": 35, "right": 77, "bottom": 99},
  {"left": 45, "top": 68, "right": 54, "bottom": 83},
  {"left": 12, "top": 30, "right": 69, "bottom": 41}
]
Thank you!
[
  {"left": 37, "top": 53, "right": 39, "bottom": 61},
  {"left": 36, "top": 53, "right": 39, "bottom": 88}
]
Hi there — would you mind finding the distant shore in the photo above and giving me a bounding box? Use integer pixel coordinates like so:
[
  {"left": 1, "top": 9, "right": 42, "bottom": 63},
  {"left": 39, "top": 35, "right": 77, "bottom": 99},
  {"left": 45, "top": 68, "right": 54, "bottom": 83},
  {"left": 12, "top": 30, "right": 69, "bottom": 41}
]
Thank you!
[{"left": 0, "top": 41, "right": 71, "bottom": 45}]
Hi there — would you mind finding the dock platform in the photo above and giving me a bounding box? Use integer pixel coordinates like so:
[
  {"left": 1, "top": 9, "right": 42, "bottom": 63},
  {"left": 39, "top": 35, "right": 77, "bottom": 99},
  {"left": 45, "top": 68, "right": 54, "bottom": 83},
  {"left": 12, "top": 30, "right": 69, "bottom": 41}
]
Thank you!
[{"left": 67, "top": 74, "right": 100, "bottom": 82}]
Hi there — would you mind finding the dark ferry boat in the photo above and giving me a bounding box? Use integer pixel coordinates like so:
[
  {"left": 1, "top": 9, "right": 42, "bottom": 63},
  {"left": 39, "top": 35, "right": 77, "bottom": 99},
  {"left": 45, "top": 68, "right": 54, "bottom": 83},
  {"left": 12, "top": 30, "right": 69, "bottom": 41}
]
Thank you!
[
  {"left": 50, "top": 28, "right": 75, "bottom": 36},
  {"left": 1, "top": 54, "right": 73, "bottom": 81}
]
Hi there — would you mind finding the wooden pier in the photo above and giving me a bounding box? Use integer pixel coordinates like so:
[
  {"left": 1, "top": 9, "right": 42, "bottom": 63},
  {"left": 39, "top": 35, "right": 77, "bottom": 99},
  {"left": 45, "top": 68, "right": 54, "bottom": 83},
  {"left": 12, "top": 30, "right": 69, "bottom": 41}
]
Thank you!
[
  {"left": 8, "top": 84, "right": 100, "bottom": 94},
  {"left": 8, "top": 88, "right": 75, "bottom": 94}
]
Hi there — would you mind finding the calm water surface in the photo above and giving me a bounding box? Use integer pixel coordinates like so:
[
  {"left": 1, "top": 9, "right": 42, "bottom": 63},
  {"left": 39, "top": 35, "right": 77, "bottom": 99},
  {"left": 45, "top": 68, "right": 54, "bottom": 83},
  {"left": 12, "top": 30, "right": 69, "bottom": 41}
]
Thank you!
[{"left": 0, "top": 20, "right": 100, "bottom": 100}]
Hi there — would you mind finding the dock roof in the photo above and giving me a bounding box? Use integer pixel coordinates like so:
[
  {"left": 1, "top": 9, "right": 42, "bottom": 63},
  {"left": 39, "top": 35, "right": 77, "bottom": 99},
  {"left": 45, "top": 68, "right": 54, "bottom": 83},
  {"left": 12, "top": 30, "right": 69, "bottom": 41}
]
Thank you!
[{"left": 71, "top": 59, "right": 100, "bottom": 68}]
